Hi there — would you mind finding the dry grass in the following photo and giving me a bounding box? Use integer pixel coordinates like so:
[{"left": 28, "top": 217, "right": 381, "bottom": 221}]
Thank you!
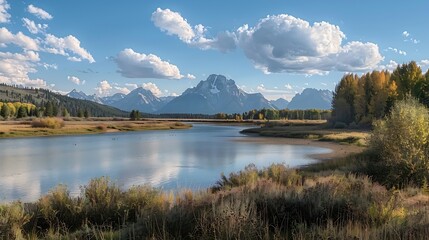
[
  {"left": 242, "top": 123, "right": 369, "bottom": 146},
  {"left": 0, "top": 120, "right": 191, "bottom": 138}
]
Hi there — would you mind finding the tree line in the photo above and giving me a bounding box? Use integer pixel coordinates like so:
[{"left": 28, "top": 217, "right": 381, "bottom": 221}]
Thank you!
[
  {"left": 332, "top": 61, "right": 429, "bottom": 126},
  {"left": 0, "top": 101, "right": 90, "bottom": 119}
]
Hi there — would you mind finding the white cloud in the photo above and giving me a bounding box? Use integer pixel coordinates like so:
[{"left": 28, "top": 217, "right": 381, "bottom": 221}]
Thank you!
[
  {"left": 402, "top": 31, "right": 420, "bottom": 44},
  {"left": 151, "top": 8, "right": 195, "bottom": 43},
  {"left": 67, "top": 76, "right": 85, "bottom": 85},
  {"left": 95, "top": 80, "right": 112, "bottom": 96},
  {"left": 40, "top": 63, "right": 57, "bottom": 70},
  {"left": 22, "top": 18, "right": 48, "bottom": 34},
  {"left": 285, "top": 83, "right": 292, "bottom": 90},
  {"left": 115, "top": 48, "right": 189, "bottom": 79},
  {"left": 142, "top": 82, "right": 162, "bottom": 97},
  {"left": 67, "top": 56, "right": 82, "bottom": 62},
  {"left": 186, "top": 73, "right": 196, "bottom": 80},
  {"left": 321, "top": 82, "right": 327, "bottom": 86},
  {"left": 125, "top": 83, "right": 138, "bottom": 89},
  {"left": 0, "top": 27, "right": 39, "bottom": 51},
  {"left": 387, "top": 47, "right": 407, "bottom": 56},
  {"left": 114, "top": 86, "right": 131, "bottom": 95},
  {"left": 256, "top": 83, "right": 295, "bottom": 100},
  {"left": 44, "top": 34, "right": 95, "bottom": 63},
  {"left": 419, "top": 59, "right": 429, "bottom": 72},
  {"left": 152, "top": 8, "right": 236, "bottom": 52},
  {"left": 0, "top": 51, "right": 48, "bottom": 88},
  {"left": 0, "top": 0, "right": 10, "bottom": 23},
  {"left": 379, "top": 60, "right": 399, "bottom": 72},
  {"left": 237, "top": 14, "right": 383, "bottom": 74},
  {"left": 27, "top": 4, "right": 53, "bottom": 20}
]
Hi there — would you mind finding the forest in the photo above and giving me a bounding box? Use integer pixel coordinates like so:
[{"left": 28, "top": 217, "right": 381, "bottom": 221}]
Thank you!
[{"left": 331, "top": 61, "right": 429, "bottom": 126}]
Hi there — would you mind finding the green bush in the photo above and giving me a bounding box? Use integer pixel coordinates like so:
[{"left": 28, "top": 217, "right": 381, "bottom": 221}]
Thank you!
[{"left": 370, "top": 98, "right": 429, "bottom": 187}]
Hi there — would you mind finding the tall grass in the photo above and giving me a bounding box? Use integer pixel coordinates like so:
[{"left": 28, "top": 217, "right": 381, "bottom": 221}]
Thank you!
[
  {"left": 1, "top": 164, "right": 428, "bottom": 239},
  {"left": 31, "top": 117, "right": 65, "bottom": 129}
]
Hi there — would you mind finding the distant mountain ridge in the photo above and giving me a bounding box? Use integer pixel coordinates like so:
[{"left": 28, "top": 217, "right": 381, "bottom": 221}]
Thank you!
[
  {"left": 270, "top": 98, "right": 289, "bottom": 109},
  {"left": 0, "top": 84, "right": 128, "bottom": 117},
  {"left": 287, "top": 88, "right": 333, "bottom": 110},
  {"left": 158, "top": 74, "right": 276, "bottom": 114},
  {"left": 65, "top": 76, "right": 333, "bottom": 114}
]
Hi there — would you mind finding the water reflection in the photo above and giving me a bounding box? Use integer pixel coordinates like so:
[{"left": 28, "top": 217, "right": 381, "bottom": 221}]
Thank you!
[{"left": 0, "top": 124, "right": 330, "bottom": 202}]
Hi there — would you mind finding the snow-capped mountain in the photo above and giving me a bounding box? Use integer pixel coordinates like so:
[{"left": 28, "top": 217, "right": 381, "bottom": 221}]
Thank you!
[
  {"left": 109, "top": 87, "right": 164, "bottom": 113},
  {"left": 67, "top": 89, "right": 104, "bottom": 104},
  {"left": 158, "top": 74, "right": 276, "bottom": 114},
  {"left": 101, "top": 93, "right": 126, "bottom": 105},
  {"left": 287, "top": 88, "right": 333, "bottom": 110}
]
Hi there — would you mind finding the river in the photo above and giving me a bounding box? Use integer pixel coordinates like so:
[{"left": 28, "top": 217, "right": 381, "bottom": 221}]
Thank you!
[{"left": 0, "top": 123, "right": 330, "bottom": 202}]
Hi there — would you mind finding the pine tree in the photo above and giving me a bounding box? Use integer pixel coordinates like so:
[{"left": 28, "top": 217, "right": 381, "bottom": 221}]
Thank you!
[
  {"left": 16, "top": 106, "right": 28, "bottom": 118},
  {"left": 1, "top": 104, "right": 10, "bottom": 119}
]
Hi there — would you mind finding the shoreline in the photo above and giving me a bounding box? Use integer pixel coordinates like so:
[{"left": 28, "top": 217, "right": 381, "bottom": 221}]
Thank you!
[
  {"left": 236, "top": 134, "right": 365, "bottom": 162},
  {"left": 0, "top": 120, "right": 192, "bottom": 139}
]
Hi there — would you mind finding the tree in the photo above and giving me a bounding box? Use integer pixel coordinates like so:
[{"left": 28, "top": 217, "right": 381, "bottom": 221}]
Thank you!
[
  {"left": 77, "top": 109, "right": 84, "bottom": 118},
  {"left": 45, "top": 101, "right": 54, "bottom": 117},
  {"left": 62, "top": 108, "right": 70, "bottom": 117},
  {"left": 16, "top": 106, "right": 27, "bottom": 118},
  {"left": 391, "top": 61, "right": 424, "bottom": 99},
  {"left": 1, "top": 104, "right": 10, "bottom": 119},
  {"left": 84, "top": 109, "right": 90, "bottom": 118},
  {"left": 370, "top": 97, "right": 429, "bottom": 187}
]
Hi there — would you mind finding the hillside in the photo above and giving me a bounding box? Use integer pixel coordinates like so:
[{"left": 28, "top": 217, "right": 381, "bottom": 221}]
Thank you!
[{"left": 0, "top": 84, "right": 128, "bottom": 117}]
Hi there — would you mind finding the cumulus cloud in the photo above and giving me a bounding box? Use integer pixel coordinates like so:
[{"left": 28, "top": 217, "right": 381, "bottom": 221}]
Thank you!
[
  {"left": 285, "top": 83, "right": 293, "bottom": 90},
  {"left": 402, "top": 31, "right": 410, "bottom": 37},
  {"left": 67, "top": 76, "right": 85, "bottom": 85},
  {"left": 419, "top": 59, "right": 429, "bottom": 72},
  {"left": 256, "top": 83, "right": 295, "bottom": 100},
  {"left": 27, "top": 4, "right": 53, "bottom": 20},
  {"left": 95, "top": 80, "right": 112, "bottom": 96},
  {"left": 142, "top": 82, "right": 162, "bottom": 96},
  {"left": 0, "top": 27, "right": 39, "bottom": 51},
  {"left": 22, "top": 18, "right": 48, "bottom": 34},
  {"left": 151, "top": 8, "right": 236, "bottom": 52},
  {"left": 0, "top": 0, "right": 10, "bottom": 23},
  {"left": 237, "top": 14, "right": 383, "bottom": 74},
  {"left": 387, "top": 47, "right": 407, "bottom": 56},
  {"left": 44, "top": 34, "right": 95, "bottom": 63},
  {"left": 0, "top": 51, "right": 47, "bottom": 88},
  {"left": 125, "top": 83, "right": 138, "bottom": 89},
  {"left": 379, "top": 60, "right": 399, "bottom": 72},
  {"left": 114, "top": 86, "right": 131, "bottom": 95},
  {"left": 115, "top": 48, "right": 190, "bottom": 79}
]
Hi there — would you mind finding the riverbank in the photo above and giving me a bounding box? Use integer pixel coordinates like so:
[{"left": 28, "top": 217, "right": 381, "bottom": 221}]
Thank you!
[
  {"left": 240, "top": 121, "right": 369, "bottom": 161},
  {"left": 0, "top": 119, "right": 191, "bottom": 138}
]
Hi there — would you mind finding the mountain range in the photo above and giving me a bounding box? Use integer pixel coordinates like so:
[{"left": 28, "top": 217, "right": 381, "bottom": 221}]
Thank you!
[{"left": 67, "top": 74, "right": 333, "bottom": 114}]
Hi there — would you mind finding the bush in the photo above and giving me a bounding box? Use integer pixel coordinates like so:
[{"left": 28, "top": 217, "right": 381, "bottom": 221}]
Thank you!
[
  {"left": 334, "top": 121, "right": 347, "bottom": 129},
  {"left": 370, "top": 98, "right": 429, "bottom": 187},
  {"left": 31, "top": 117, "right": 65, "bottom": 129}
]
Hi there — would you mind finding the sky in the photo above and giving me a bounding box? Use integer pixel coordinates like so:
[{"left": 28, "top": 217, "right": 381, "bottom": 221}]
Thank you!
[{"left": 0, "top": 1, "right": 428, "bottom": 101}]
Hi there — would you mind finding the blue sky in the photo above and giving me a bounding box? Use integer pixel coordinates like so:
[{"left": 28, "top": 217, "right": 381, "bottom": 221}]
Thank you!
[{"left": 0, "top": 1, "right": 428, "bottom": 100}]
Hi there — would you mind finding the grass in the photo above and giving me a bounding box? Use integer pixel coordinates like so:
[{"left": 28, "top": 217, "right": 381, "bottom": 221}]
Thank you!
[
  {"left": 0, "top": 119, "right": 192, "bottom": 138},
  {"left": 1, "top": 162, "right": 429, "bottom": 239},
  {"left": 242, "top": 121, "right": 369, "bottom": 146}
]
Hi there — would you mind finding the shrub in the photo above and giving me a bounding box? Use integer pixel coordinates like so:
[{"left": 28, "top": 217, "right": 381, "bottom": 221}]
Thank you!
[
  {"left": 31, "top": 117, "right": 65, "bottom": 129},
  {"left": 0, "top": 202, "right": 30, "bottom": 239},
  {"left": 370, "top": 98, "right": 429, "bottom": 187},
  {"left": 334, "top": 121, "right": 347, "bottom": 129}
]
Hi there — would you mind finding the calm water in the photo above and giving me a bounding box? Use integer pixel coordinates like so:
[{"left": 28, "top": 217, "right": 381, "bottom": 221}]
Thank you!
[{"left": 0, "top": 124, "right": 330, "bottom": 202}]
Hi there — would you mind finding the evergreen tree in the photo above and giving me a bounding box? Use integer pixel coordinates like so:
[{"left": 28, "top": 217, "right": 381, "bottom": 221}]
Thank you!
[
  {"left": 16, "top": 106, "right": 27, "bottom": 118},
  {"left": 84, "top": 109, "right": 90, "bottom": 118},
  {"left": 1, "top": 104, "right": 10, "bottom": 118}
]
